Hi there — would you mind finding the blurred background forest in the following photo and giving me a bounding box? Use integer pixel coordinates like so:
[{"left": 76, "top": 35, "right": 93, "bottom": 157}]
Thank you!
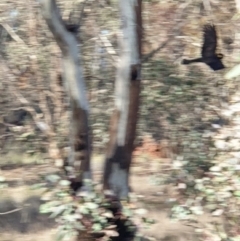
[{"left": 1, "top": 0, "right": 240, "bottom": 241}]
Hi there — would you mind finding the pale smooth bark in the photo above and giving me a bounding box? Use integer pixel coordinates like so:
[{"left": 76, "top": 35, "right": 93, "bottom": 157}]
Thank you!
[
  {"left": 40, "top": 0, "right": 92, "bottom": 188},
  {"left": 103, "top": 0, "right": 142, "bottom": 199}
]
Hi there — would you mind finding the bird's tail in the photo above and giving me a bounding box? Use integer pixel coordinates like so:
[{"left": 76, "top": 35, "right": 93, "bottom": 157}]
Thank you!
[{"left": 182, "top": 58, "right": 203, "bottom": 65}]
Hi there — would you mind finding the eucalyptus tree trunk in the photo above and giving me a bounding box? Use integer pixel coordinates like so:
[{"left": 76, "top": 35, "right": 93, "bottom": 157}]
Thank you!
[
  {"left": 40, "top": 0, "right": 92, "bottom": 189},
  {"left": 103, "top": 0, "right": 142, "bottom": 199}
]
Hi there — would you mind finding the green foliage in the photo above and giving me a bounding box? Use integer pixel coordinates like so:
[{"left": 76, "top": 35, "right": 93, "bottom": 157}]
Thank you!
[
  {"left": 142, "top": 56, "right": 240, "bottom": 240},
  {"left": 39, "top": 174, "right": 153, "bottom": 241}
]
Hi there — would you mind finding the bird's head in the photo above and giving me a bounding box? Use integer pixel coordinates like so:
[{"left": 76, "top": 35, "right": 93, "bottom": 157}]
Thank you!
[{"left": 217, "top": 53, "right": 224, "bottom": 59}]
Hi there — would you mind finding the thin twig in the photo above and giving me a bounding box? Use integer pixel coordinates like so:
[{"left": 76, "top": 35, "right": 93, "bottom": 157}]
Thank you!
[
  {"left": 0, "top": 208, "right": 22, "bottom": 215},
  {"left": 0, "top": 22, "right": 25, "bottom": 44},
  {"left": 0, "top": 134, "right": 14, "bottom": 139}
]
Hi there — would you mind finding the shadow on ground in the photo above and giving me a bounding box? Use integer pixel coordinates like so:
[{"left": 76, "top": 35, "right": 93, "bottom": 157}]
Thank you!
[{"left": 0, "top": 196, "right": 55, "bottom": 234}]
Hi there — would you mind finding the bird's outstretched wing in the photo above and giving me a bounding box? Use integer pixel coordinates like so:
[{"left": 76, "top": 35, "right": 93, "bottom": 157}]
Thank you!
[
  {"left": 201, "top": 24, "right": 217, "bottom": 58},
  {"left": 206, "top": 59, "right": 225, "bottom": 71}
]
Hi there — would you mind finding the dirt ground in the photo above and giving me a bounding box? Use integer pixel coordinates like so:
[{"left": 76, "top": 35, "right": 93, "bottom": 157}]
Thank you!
[{"left": 0, "top": 153, "right": 222, "bottom": 241}]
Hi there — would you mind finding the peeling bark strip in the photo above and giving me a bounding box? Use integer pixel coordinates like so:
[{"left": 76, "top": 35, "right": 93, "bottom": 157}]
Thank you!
[
  {"left": 103, "top": 0, "right": 142, "bottom": 199},
  {"left": 40, "top": 0, "right": 92, "bottom": 189}
]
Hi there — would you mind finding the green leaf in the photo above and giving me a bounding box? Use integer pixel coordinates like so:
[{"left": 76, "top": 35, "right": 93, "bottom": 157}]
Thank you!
[
  {"left": 87, "top": 192, "right": 97, "bottom": 200},
  {"left": 85, "top": 202, "right": 98, "bottom": 210},
  {"left": 92, "top": 223, "right": 102, "bottom": 232},
  {"left": 62, "top": 214, "right": 79, "bottom": 222},
  {"left": 122, "top": 208, "right": 132, "bottom": 217},
  {"left": 78, "top": 206, "right": 89, "bottom": 215},
  {"left": 99, "top": 217, "right": 107, "bottom": 225},
  {"left": 59, "top": 180, "right": 71, "bottom": 186},
  {"left": 50, "top": 205, "right": 66, "bottom": 218},
  {"left": 39, "top": 203, "right": 53, "bottom": 214},
  {"left": 57, "top": 192, "right": 69, "bottom": 197},
  {"left": 83, "top": 179, "right": 92, "bottom": 185},
  {"left": 205, "top": 189, "right": 215, "bottom": 195},
  {"left": 73, "top": 222, "right": 84, "bottom": 230},
  {"left": 45, "top": 174, "right": 61, "bottom": 183}
]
